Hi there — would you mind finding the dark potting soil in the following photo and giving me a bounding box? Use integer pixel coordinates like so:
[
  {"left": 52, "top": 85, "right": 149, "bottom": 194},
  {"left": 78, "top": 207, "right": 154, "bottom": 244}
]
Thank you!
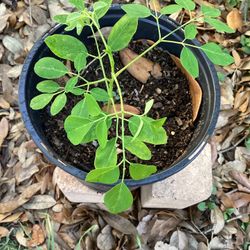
[{"left": 41, "top": 41, "right": 195, "bottom": 174}]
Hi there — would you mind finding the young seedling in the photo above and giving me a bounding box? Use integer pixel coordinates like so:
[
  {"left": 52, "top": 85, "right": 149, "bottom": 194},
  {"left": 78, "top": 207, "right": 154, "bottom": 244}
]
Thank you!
[{"left": 30, "top": 0, "right": 234, "bottom": 213}]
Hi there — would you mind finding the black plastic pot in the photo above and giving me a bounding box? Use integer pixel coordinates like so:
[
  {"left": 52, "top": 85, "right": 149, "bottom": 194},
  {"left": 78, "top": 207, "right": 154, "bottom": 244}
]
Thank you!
[{"left": 19, "top": 5, "right": 220, "bottom": 191}]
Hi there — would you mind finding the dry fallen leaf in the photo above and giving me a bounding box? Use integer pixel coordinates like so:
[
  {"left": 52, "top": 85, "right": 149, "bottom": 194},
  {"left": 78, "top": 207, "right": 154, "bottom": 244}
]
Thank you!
[
  {"left": 0, "top": 97, "right": 10, "bottom": 109},
  {"left": 97, "top": 225, "right": 116, "bottom": 250},
  {"left": 226, "top": 8, "right": 243, "bottom": 31},
  {"left": 228, "top": 192, "right": 250, "bottom": 208},
  {"left": 0, "top": 182, "right": 41, "bottom": 213},
  {"left": 0, "top": 212, "right": 23, "bottom": 223},
  {"left": 229, "top": 170, "right": 250, "bottom": 190},
  {"left": 232, "top": 50, "right": 241, "bottom": 67},
  {"left": 102, "top": 103, "right": 140, "bottom": 118},
  {"left": 169, "top": 230, "right": 198, "bottom": 250},
  {"left": 210, "top": 206, "right": 225, "bottom": 234},
  {"left": 27, "top": 224, "right": 45, "bottom": 248},
  {"left": 170, "top": 55, "right": 202, "bottom": 122},
  {"left": 15, "top": 228, "right": 27, "bottom": 247},
  {"left": 149, "top": 218, "right": 181, "bottom": 242},
  {"left": 0, "top": 226, "right": 9, "bottom": 238},
  {"left": 101, "top": 211, "right": 138, "bottom": 235},
  {"left": 149, "top": 0, "right": 161, "bottom": 12},
  {"left": 119, "top": 48, "right": 162, "bottom": 83},
  {"left": 0, "top": 117, "right": 9, "bottom": 147},
  {"left": 22, "top": 195, "right": 56, "bottom": 210}
]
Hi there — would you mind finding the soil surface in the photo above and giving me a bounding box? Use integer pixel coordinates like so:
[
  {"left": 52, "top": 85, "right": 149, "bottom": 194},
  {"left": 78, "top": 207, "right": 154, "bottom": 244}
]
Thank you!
[{"left": 42, "top": 40, "right": 195, "bottom": 173}]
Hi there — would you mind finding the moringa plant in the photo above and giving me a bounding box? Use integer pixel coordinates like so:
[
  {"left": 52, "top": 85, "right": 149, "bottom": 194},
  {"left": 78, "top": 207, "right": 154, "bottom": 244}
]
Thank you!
[{"left": 30, "top": 0, "right": 234, "bottom": 213}]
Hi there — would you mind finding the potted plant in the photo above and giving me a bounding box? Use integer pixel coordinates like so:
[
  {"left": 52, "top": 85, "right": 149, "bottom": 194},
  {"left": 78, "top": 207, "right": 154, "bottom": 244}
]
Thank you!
[{"left": 19, "top": 0, "right": 234, "bottom": 213}]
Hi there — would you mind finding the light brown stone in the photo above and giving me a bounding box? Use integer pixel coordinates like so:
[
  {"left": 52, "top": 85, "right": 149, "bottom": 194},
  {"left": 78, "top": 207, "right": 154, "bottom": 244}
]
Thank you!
[
  {"left": 53, "top": 167, "right": 104, "bottom": 203},
  {"left": 141, "top": 144, "right": 212, "bottom": 209},
  {"left": 52, "top": 144, "right": 212, "bottom": 209}
]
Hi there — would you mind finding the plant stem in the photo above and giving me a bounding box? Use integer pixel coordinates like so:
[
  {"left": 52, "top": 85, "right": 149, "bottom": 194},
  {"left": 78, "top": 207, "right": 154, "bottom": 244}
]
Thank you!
[
  {"left": 89, "top": 14, "right": 127, "bottom": 182},
  {"left": 115, "top": 16, "right": 198, "bottom": 78}
]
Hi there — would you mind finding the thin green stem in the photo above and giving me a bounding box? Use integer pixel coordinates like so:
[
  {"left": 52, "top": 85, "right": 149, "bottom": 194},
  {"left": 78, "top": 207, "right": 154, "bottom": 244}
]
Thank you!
[
  {"left": 115, "top": 16, "right": 198, "bottom": 78},
  {"left": 161, "top": 39, "right": 201, "bottom": 50}
]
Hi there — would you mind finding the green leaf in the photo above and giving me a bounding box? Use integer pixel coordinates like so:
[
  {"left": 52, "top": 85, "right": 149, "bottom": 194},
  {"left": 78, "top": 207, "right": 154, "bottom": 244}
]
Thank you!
[
  {"left": 204, "top": 17, "right": 235, "bottom": 33},
  {"left": 86, "top": 167, "right": 119, "bottom": 184},
  {"left": 124, "top": 136, "right": 151, "bottom": 160},
  {"left": 104, "top": 183, "right": 133, "bottom": 214},
  {"left": 64, "top": 116, "right": 95, "bottom": 145},
  {"left": 90, "top": 88, "right": 110, "bottom": 102},
  {"left": 74, "top": 53, "right": 87, "bottom": 72},
  {"left": 201, "top": 42, "right": 234, "bottom": 66},
  {"left": 151, "top": 117, "right": 167, "bottom": 127},
  {"left": 129, "top": 163, "right": 157, "bottom": 180},
  {"left": 175, "top": 0, "right": 195, "bottom": 11},
  {"left": 122, "top": 4, "right": 151, "bottom": 18},
  {"left": 45, "top": 34, "right": 88, "bottom": 61},
  {"left": 82, "top": 117, "right": 111, "bottom": 144},
  {"left": 70, "top": 88, "right": 85, "bottom": 95},
  {"left": 129, "top": 116, "right": 167, "bottom": 145},
  {"left": 53, "top": 14, "right": 68, "bottom": 24},
  {"left": 184, "top": 23, "right": 197, "bottom": 40},
  {"left": 201, "top": 5, "right": 221, "bottom": 17},
  {"left": 197, "top": 202, "right": 208, "bottom": 212},
  {"left": 69, "top": 0, "right": 84, "bottom": 10},
  {"left": 160, "top": 4, "right": 183, "bottom": 14},
  {"left": 36, "top": 80, "right": 60, "bottom": 93},
  {"left": 71, "top": 99, "right": 88, "bottom": 117},
  {"left": 85, "top": 93, "right": 102, "bottom": 116},
  {"left": 65, "top": 77, "right": 78, "bottom": 93},
  {"left": 34, "top": 57, "right": 68, "bottom": 79},
  {"left": 50, "top": 93, "right": 67, "bottom": 116},
  {"left": 30, "top": 94, "right": 53, "bottom": 110},
  {"left": 180, "top": 47, "right": 199, "bottom": 78},
  {"left": 94, "top": 0, "right": 111, "bottom": 20},
  {"left": 108, "top": 15, "right": 138, "bottom": 52},
  {"left": 95, "top": 138, "right": 117, "bottom": 168},
  {"left": 96, "top": 119, "right": 108, "bottom": 148},
  {"left": 144, "top": 99, "right": 154, "bottom": 114}
]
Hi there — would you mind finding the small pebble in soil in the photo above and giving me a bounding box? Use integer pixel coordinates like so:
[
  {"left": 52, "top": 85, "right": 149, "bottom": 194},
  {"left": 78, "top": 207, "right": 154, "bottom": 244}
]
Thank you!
[{"left": 155, "top": 88, "right": 162, "bottom": 94}]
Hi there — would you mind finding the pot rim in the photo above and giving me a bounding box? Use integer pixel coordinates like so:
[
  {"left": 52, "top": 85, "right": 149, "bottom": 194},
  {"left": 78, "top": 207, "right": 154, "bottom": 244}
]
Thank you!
[{"left": 19, "top": 5, "right": 220, "bottom": 187}]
